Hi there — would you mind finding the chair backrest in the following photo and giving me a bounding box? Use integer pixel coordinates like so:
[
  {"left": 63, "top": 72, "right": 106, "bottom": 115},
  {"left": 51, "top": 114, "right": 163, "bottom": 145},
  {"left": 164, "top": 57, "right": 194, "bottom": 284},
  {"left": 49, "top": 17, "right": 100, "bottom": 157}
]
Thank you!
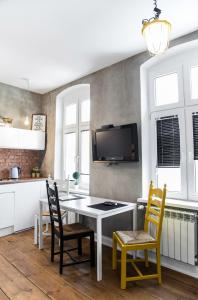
[
  {"left": 144, "top": 181, "right": 167, "bottom": 242},
  {"left": 46, "top": 180, "right": 63, "bottom": 234}
]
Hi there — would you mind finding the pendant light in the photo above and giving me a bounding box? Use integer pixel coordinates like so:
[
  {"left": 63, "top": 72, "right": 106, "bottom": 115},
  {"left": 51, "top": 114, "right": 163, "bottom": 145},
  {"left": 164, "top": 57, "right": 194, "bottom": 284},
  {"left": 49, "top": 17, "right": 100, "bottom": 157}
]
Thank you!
[{"left": 142, "top": 0, "right": 171, "bottom": 56}]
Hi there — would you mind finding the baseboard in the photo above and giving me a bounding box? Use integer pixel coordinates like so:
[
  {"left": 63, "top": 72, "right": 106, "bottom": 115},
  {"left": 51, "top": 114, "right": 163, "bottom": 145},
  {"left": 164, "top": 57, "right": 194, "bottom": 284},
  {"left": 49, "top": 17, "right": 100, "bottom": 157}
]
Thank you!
[
  {"left": 95, "top": 233, "right": 198, "bottom": 279},
  {"left": 146, "top": 251, "right": 198, "bottom": 279},
  {"left": 94, "top": 233, "right": 112, "bottom": 248},
  {"left": 0, "top": 226, "right": 14, "bottom": 237}
]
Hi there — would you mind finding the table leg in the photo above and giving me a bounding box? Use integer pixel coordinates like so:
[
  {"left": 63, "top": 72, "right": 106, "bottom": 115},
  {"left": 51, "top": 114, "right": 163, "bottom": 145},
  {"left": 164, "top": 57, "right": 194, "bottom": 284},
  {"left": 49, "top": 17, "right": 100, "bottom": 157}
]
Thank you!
[
  {"left": 96, "top": 217, "right": 102, "bottom": 281},
  {"left": 75, "top": 213, "right": 79, "bottom": 223},
  {"left": 133, "top": 204, "right": 137, "bottom": 231},
  {"left": 133, "top": 205, "right": 137, "bottom": 258},
  {"left": 39, "top": 201, "right": 44, "bottom": 250}
]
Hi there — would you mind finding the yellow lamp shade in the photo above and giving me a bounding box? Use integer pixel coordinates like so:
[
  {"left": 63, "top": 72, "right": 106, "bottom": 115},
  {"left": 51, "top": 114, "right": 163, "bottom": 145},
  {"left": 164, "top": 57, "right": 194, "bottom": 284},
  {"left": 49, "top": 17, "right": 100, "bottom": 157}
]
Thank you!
[{"left": 142, "top": 19, "right": 171, "bottom": 55}]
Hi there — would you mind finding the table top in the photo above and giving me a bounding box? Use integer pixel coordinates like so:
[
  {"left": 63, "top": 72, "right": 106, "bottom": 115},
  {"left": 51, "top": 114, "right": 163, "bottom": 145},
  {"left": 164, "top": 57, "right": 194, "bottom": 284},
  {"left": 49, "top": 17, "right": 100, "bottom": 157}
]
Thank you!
[{"left": 40, "top": 196, "right": 136, "bottom": 219}]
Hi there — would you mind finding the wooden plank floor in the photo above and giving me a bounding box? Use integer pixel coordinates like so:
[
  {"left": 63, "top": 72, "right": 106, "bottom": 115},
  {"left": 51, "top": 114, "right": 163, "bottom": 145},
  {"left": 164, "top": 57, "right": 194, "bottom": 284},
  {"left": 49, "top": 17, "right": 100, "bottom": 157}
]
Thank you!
[{"left": 0, "top": 230, "right": 197, "bottom": 300}]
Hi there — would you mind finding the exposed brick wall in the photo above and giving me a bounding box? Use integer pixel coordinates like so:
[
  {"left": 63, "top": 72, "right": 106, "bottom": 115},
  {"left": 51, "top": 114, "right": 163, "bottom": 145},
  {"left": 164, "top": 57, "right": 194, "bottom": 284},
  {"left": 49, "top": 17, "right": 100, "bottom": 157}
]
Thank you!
[{"left": 0, "top": 149, "right": 45, "bottom": 178}]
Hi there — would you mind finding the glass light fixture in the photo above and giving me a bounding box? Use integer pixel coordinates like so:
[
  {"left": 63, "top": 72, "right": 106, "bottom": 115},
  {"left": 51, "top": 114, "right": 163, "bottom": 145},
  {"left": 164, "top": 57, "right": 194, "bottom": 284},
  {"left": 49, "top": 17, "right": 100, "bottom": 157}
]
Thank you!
[{"left": 142, "top": 0, "right": 171, "bottom": 56}]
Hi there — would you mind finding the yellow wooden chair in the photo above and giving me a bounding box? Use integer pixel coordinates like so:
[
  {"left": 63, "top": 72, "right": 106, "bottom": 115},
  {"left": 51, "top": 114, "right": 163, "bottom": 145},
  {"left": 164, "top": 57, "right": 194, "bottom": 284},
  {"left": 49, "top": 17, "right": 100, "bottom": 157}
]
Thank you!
[{"left": 112, "top": 181, "right": 167, "bottom": 289}]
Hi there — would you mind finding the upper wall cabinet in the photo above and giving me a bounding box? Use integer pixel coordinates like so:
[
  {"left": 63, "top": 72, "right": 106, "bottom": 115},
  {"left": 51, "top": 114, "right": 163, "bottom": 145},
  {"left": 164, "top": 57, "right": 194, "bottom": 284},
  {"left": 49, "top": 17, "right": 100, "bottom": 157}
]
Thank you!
[{"left": 0, "top": 127, "right": 45, "bottom": 150}]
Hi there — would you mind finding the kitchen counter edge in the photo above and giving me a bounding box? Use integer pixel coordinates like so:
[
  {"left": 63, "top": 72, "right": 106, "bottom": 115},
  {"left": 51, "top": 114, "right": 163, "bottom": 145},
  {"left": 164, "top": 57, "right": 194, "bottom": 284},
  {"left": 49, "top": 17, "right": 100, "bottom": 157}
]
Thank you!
[{"left": 0, "top": 178, "right": 47, "bottom": 185}]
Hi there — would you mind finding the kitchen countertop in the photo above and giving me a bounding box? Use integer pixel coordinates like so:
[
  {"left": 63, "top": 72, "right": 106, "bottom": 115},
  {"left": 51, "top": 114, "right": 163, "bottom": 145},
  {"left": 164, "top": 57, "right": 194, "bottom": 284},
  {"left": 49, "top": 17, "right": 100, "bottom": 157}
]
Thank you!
[
  {"left": 0, "top": 178, "right": 89, "bottom": 196},
  {"left": 0, "top": 177, "right": 46, "bottom": 185}
]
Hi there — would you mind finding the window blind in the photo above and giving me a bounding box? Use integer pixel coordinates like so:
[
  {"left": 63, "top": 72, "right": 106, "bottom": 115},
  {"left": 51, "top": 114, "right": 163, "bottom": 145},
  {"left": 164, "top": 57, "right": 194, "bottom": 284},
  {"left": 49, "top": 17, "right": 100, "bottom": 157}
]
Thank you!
[
  {"left": 156, "top": 115, "right": 180, "bottom": 168},
  {"left": 193, "top": 113, "right": 198, "bottom": 160}
]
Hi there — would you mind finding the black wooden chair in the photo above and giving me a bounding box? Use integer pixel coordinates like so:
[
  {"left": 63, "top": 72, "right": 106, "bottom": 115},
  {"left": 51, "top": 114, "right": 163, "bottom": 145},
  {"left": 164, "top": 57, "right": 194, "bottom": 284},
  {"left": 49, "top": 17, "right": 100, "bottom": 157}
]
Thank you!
[{"left": 46, "top": 180, "right": 95, "bottom": 274}]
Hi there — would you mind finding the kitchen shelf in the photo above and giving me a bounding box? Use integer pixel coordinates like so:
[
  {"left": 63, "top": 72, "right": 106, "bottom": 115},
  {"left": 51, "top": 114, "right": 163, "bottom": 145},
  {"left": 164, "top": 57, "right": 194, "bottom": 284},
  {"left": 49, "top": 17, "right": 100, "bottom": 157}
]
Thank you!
[{"left": 0, "top": 127, "right": 45, "bottom": 150}]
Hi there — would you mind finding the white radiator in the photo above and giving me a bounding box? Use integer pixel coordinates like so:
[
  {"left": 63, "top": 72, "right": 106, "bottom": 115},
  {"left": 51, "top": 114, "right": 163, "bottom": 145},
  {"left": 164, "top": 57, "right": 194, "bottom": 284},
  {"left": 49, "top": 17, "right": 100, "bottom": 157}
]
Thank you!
[{"left": 149, "top": 209, "right": 197, "bottom": 265}]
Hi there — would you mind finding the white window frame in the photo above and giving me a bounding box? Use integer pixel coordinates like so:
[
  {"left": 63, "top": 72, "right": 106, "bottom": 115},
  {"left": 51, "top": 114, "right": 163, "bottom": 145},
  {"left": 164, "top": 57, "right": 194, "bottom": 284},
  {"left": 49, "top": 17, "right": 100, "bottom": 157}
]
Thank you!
[
  {"left": 186, "top": 105, "right": 198, "bottom": 200},
  {"left": 146, "top": 48, "right": 198, "bottom": 202},
  {"left": 183, "top": 53, "right": 198, "bottom": 106},
  {"left": 148, "top": 64, "right": 184, "bottom": 112},
  {"left": 63, "top": 98, "right": 90, "bottom": 190},
  {"left": 150, "top": 108, "right": 187, "bottom": 199}
]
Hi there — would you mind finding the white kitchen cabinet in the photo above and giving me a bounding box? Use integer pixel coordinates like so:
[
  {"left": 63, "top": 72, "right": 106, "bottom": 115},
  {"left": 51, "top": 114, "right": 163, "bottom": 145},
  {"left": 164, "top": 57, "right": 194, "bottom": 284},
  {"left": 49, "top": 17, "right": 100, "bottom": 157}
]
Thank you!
[
  {"left": 0, "top": 180, "right": 46, "bottom": 233},
  {"left": 0, "top": 192, "right": 15, "bottom": 229},
  {"left": 0, "top": 127, "right": 45, "bottom": 150},
  {"left": 40, "top": 180, "right": 47, "bottom": 199},
  {"left": 14, "top": 181, "right": 44, "bottom": 231}
]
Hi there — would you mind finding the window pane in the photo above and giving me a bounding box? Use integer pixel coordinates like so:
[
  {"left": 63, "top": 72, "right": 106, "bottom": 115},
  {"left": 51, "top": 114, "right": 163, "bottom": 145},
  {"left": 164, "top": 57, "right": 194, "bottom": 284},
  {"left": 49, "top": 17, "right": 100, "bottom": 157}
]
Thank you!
[
  {"left": 195, "top": 161, "right": 198, "bottom": 193},
  {"left": 65, "top": 104, "right": 76, "bottom": 125},
  {"left": 80, "top": 130, "right": 90, "bottom": 174},
  {"left": 157, "top": 167, "right": 181, "bottom": 192},
  {"left": 64, "top": 132, "right": 76, "bottom": 178},
  {"left": 81, "top": 99, "right": 90, "bottom": 122},
  {"left": 192, "top": 113, "right": 198, "bottom": 160},
  {"left": 191, "top": 66, "right": 198, "bottom": 100},
  {"left": 156, "top": 116, "right": 180, "bottom": 167},
  {"left": 80, "top": 174, "right": 90, "bottom": 190},
  {"left": 155, "top": 73, "right": 179, "bottom": 106}
]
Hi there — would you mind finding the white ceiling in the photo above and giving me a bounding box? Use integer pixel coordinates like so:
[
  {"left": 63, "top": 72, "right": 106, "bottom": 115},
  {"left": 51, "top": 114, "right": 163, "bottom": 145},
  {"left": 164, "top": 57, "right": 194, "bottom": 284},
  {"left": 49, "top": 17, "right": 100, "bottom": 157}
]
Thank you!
[{"left": 0, "top": 0, "right": 197, "bottom": 94}]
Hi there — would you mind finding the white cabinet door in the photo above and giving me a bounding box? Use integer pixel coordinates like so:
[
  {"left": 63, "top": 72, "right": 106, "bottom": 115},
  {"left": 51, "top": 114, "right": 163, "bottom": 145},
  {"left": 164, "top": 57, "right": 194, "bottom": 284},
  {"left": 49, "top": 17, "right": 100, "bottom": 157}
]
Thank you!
[
  {"left": 19, "top": 130, "right": 45, "bottom": 150},
  {"left": 0, "top": 193, "right": 15, "bottom": 229},
  {"left": 0, "top": 128, "right": 19, "bottom": 148},
  {"left": 14, "top": 182, "right": 42, "bottom": 231},
  {"left": 0, "top": 127, "right": 45, "bottom": 150},
  {"left": 40, "top": 180, "right": 47, "bottom": 199}
]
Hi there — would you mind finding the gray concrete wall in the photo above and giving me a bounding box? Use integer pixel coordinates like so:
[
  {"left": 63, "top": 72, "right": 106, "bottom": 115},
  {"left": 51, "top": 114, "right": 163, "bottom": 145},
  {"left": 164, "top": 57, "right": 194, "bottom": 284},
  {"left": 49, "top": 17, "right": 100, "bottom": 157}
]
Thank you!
[
  {"left": 41, "top": 52, "right": 149, "bottom": 235},
  {"left": 41, "top": 30, "right": 198, "bottom": 236},
  {"left": 0, "top": 82, "right": 42, "bottom": 129}
]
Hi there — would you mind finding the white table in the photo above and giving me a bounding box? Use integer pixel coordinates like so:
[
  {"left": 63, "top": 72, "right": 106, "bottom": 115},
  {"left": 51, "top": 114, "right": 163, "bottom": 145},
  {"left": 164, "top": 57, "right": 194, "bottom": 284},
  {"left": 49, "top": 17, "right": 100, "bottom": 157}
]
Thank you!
[{"left": 39, "top": 196, "right": 137, "bottom": 281}]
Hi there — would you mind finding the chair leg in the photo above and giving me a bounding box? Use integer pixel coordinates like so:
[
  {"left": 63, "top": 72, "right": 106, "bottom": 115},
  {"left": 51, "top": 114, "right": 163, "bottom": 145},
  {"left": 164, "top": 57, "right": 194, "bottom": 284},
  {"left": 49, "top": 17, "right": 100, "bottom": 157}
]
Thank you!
[
  {"left": 59, "top": 239, "right": 64, "bottom": 275},
  {"left": 90, "top": 232, "right": 95, "bottom": 267},
  {"left": 121, "top": 248, "right": 127, "bottom": 289},
  {"left": 112, "top": 233, "right": 117, "bottom": 270},
  {"left": 144, "top": 249, "right": 149, "bottom": 267},
  {"left": 156, "top": 246, "right": 161, "bottom": 284},
  {"left": 78, "top": 238, "right": 82, "bottom": 255},
  {"left": 65, "top": 212, "right": 68, "bottom": 224},
  {"left": 51, "top": 228, "right": 55, "bottom": 262},
  {"left": 34, "top": 214, "right": 38, "bottom": 245},
  {"left": 45, "top": 219, "right": 49, "bottom": 233}
]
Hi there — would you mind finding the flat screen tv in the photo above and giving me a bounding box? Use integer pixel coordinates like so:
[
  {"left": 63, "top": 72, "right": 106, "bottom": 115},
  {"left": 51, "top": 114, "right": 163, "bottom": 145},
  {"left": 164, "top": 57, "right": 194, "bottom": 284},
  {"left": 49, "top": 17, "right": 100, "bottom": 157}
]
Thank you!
[{"left": 92, "top": 123, "right": 139, "bottom": 162}]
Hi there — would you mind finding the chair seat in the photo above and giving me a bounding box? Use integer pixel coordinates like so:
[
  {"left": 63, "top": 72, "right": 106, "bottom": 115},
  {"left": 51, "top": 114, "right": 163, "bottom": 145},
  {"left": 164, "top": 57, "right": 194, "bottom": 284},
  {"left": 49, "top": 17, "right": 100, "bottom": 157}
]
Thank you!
[
  {"left": 59, "top": 223, "right": 93, "bottom": 237},
  {"left": 116, "top": 230, "right": 155, "bottom": 245},
  {"left": 42, "top": 210, "right": 67, "bottom": 217},
  {"left": 42, "top": 211, "right": 50, "bottom": 217}
]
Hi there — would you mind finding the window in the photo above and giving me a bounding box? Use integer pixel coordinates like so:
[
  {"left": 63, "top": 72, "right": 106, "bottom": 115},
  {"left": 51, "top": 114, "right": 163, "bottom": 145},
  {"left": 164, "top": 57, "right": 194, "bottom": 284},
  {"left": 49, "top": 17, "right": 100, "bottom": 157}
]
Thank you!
[
  {"left": 63, "top": 98, "right": 90, "bottom": 190},
  {"left": 65, "top": 103, "right": 77, "bottom": 125},
  {"left": 155, "top": 73, "right": 179, "bottom": 106},
  {"left": 191, "top": 66, "right": 198, "bottom": 100},
  {"left": 192, "top": 113, "right": 198, "bottom": 192},
  {"left": 144, "top": 49, "right": 198, "bottom": 201},
  {"left": 156, "top": 115, "right": 181, "bottom": 192},
  {"left": 81, "top": 99, "right": 90, "bottom": 122},
  {"left": 185, "top": 106, "right": 198, "bottom": 200},
  {"left": 64, "top": 132, "right": 76, "bottom": 178},
  {"left": 80, "top": 130, "right": 90, "bottom": 189},
  {"left": 151, "top": 109, "right": 186, "bottom": 199}
]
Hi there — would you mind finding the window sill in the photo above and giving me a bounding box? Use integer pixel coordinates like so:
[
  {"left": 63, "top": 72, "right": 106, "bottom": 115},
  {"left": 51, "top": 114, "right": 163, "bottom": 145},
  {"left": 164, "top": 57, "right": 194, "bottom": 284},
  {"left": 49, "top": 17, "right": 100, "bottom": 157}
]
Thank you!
[
  {"left": 137, "top": 197, "right": 198, "bottom": 211},
  {"left": 70, "top": 188, "right": 89, "bottom": 196}
]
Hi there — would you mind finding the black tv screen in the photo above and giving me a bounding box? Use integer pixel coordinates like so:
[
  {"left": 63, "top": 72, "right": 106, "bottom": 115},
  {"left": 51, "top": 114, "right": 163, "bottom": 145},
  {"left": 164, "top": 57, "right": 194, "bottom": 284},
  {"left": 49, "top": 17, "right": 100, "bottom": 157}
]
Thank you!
[{"left": 92, "top": 123, "right": 139, "bottom": 162}]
